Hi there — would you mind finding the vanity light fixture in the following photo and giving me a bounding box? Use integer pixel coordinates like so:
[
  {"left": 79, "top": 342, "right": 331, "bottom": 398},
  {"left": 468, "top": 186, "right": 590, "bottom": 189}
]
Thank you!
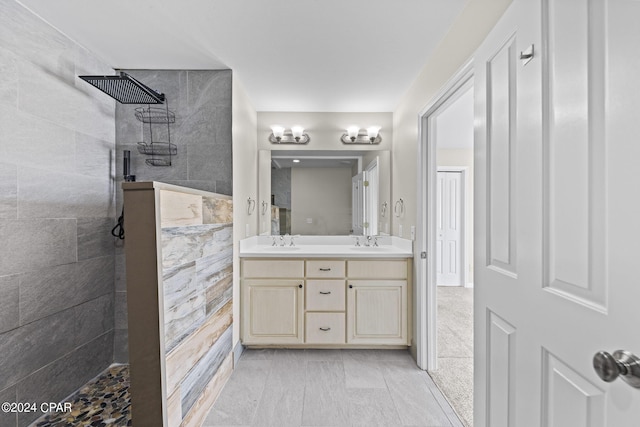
[
  {"left": 341, "top": 126, "right": 382, "bottom": 144},
  {"left": 269, "top": 125, "right": 310, "bottom": 144}
]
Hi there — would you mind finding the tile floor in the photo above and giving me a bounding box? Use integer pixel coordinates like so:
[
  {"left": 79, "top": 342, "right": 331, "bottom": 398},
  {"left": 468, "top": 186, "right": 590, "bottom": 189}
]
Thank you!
[
  {"left": 430, "top": 287, "right": 473, "bottom": 427},
  {"left": 204, "top": 348, "right": 464, "bottom": 427},
  {"left": 32, "top": 364, "right": 131, "bottom": 427}
]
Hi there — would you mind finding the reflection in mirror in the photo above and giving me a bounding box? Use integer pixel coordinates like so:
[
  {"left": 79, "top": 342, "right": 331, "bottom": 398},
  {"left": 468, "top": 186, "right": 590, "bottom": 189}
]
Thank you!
[{"left": 260, "top": 150, "right": 390, "bottom": 236}]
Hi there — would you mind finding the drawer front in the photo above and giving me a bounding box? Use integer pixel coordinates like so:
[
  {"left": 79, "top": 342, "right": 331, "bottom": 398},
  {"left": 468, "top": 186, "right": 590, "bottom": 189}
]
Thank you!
[
  {"left": 306, "top": 260, "right": 345, "bottom": 278},
  {"left": 347, "top": 260, "right": 408, "bottom": 279},
  {"left": 243, "top": 259, "right": 304, "bottom": 278},
  {"left": 305, "top": 313, "right": 345, "bottom": 344},
  {"left": 306, "top": 280, "right": 346, "bottom": 311}
]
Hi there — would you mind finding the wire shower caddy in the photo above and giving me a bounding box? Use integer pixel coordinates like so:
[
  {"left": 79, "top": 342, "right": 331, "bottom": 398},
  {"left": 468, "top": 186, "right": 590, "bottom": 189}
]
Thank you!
[{"left": 136, "top": 101, "right": 177, "bottom": 166}]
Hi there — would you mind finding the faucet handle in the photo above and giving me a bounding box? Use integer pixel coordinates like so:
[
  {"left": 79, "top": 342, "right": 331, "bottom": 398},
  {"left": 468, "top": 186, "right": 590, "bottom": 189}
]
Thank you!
[
  {"left": 271, "top": 236, "right": 277, "bottom": 246},
  {"left": 351, "top": 235, "right": 361, "bottom": 247},
  {"left": 289, "top": 235, "right": 297, "bottom": 246},
  {"left": 373, "top": 236, "right": 379, "bottom": 247}
]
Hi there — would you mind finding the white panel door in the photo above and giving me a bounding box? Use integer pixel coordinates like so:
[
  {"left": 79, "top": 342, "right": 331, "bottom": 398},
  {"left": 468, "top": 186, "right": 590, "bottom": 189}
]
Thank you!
[
  {"left": 436, "top": 171, "right": 463, "bottom": 286},
  {"left": 474, "top": 0, "right": 640, "bottom": 426},
  {"left": 352, "top": 172, "right": 364, "bottom": 235}
]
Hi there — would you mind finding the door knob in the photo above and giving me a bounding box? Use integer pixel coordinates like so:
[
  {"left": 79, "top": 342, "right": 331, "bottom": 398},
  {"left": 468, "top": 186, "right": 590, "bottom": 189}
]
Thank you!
[{"left": 593, "top": 350, "right": 640, "bottom": 388}]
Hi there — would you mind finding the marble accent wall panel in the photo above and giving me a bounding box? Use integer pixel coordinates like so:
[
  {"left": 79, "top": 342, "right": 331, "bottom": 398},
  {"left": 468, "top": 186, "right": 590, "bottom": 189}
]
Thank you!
[
  {"left": 162, "top": 224, "right": 233, "bottom": 352},
  {"left": 123, "top": 182, "right": 233, "bottom": 426},
  {"left": 0, "top": 3, "right": 116, "bottom": 425},
  {"left": 181, "top": 326, "right": 232, "bottom": 415}
]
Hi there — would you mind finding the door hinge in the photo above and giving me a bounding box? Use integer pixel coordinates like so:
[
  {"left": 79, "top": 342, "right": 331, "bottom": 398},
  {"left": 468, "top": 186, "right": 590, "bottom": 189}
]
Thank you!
[{"left": 420, "top": 251, "right": 427, "bottom": 259}]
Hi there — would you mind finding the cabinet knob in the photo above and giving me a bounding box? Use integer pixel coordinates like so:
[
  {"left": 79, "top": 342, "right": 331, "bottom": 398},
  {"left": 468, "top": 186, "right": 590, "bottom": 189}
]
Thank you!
[
  {"left": 349, "top": 284, "right": 353, "bottom": 289},
  {"left": 298, "top": 284, "right": 303, "bottom": 288}
]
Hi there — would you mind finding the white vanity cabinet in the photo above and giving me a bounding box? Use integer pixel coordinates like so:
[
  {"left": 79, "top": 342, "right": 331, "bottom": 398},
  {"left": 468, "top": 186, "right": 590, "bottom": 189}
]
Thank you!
[
  {"left": 346, "top": 260, "right": 408, "bottom": 345},
  {"left": 241, "top": 260, "right": 304, "bottom": 344},
  {"left": 241, "top": 257, "right": 410, "bottom": 347},
  {"left": 305, "top": 260, "right": 346, "bottom": 344}
]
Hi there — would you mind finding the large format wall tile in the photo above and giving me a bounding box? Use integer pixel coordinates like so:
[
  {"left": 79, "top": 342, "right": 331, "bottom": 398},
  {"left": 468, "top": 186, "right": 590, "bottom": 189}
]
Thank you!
[
  {"left": 0, "top": 2, "right": 117, "bottom": 423},
  {"left": 75, "top": 294, "right": 114, "bottom": 347},
  {"left": 0, "top": 0, "right": 76, "bottom": 85},
  {"left": 0, "top": 219, "right": 76, "bottom": 276},
  {"left": 114, "top": 329, "right": 129, "bottom": 363},
  {"left": 0, "top": 308, "right": 76, "bottom": 391},
  {"left": 16, "top": 331, "right": 113, "bottom": 427},
  {"left": 0, "top": 162, "right": 17, "bottom": 219},
  {"left": 18, "top": 166, "right": 113, "bottom": 219},
  {"left": 0, "top": 104, "right": 76, "bottom": 173},
  {"left": 0, "top": 46, "right": 18, "bottom": 106},
  {"left": 77, "top": 217, "right": 116, "bottom": 261},
  {"left": 19, "top": 255, "right": 114, "bottom": 325},
  {"left": 0, "top": 274, "right": 19, "bottom": 334},
  {"left": 0, "top": 384, "right": 17, "bottom": 427}
]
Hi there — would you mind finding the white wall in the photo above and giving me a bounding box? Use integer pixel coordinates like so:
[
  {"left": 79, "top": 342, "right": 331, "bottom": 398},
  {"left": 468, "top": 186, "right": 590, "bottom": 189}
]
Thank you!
[
  {"left": 231, "top": 76, "right": 257, "bottom": 347},
  {"left": 291, "top": 168, "right": 352, "bottom": 235},
  {"left": 392, "top": 0, "right": 512, "bottom": 350},
  {"left": 392, "top": 0, "right": 512, "bottom": 239}
]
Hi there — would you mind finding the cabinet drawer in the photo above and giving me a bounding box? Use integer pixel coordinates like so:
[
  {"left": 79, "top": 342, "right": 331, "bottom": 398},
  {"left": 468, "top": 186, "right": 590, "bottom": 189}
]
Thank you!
[
  {"left": 306, "top": 260, "right": 345, "bottom": 278},
  {"left": 305, "top": 313, "right": 345, "bottom": 344},
  {"left": 242, "top": 259, "right": 304, "bottom": 278},
  {"left": 306, "top": 280, "right": 345, "bottom": 311},
  {"left": 347, "top": 260, "right": 407, "bottom": 279}
]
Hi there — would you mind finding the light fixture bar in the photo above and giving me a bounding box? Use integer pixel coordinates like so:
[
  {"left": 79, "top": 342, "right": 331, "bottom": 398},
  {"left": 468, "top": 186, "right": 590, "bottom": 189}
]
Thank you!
[
  {"left": 341, "top": 129, "right": 382, "bottom": 144},
  {"left": 269, "top": 129, "right": 310, "bottom": 144}
]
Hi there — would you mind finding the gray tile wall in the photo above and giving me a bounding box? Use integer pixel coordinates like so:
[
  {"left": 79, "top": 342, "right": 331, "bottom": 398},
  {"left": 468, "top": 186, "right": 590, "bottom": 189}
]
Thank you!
[
  {"left": 114, "top": 69, "right": 233, "bottom": 362},
  {"left": 0, "top": 1, "right": 116, "bottom": 426}
]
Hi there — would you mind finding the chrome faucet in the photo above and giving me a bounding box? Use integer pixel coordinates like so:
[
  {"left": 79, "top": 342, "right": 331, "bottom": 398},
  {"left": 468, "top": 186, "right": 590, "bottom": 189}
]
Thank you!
[{"left": 365, "top": 236, "right": 372, "bottom": 247}]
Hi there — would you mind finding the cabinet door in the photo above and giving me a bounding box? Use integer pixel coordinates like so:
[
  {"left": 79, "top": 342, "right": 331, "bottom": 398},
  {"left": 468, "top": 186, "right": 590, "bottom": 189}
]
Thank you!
[
  {"left": 347, "top": 280, "right": 407, "bottom": 345},
  {"left": 242, "top": 279, "right": 303, "bottom": 344}
]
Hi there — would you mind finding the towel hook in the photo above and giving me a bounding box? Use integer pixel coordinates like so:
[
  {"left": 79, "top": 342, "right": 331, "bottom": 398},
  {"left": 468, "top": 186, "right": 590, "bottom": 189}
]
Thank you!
[
  {"left": 247, "top": 197, "right": 256, "bottom": 215},
  {"left": 261, "top": 201, "right": 269, "bottom": 215},
  {"left": 394, "top": 199, "right": 404, "bottom": 217},
  {"left": 381, "top": 202, "right": 388, "bottom": 218}
]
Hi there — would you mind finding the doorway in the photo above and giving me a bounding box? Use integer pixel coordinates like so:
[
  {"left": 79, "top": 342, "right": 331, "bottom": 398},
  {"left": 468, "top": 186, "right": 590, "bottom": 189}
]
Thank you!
[{"left": 416, "top": 60, "right": 474, "bottom": 427}]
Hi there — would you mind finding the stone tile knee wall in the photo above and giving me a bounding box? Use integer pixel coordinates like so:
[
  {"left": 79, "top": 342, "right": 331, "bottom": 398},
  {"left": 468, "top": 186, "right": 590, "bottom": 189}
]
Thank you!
[
  {"left": 0, "top": 1, "right": 116, "bottom": 426},
  {"left": 114, "top": 69, "right": 233, "bottom": 363}
]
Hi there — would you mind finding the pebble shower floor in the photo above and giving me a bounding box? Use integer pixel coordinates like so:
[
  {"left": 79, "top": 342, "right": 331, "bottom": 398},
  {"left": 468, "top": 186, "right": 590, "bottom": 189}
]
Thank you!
[{"left": 33, "top": 365, "right": 131, "bottom": 427}]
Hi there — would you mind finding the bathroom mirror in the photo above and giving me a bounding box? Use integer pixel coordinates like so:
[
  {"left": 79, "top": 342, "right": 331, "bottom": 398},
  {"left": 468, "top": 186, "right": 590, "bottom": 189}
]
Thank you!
[{"left": 257, "top": 149, "right": 390, "bottom": 236}]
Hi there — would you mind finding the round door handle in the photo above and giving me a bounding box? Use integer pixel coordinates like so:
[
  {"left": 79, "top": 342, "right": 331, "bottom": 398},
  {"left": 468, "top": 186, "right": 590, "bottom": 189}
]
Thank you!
[{"left": 593, "top": 350, "right": 640, "bottom": 388}]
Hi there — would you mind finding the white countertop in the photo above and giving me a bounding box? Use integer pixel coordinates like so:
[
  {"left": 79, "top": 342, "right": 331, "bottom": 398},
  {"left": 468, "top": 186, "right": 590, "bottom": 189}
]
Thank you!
[{"left": 239, "top": 235, "right": 413, "bottom": 258}]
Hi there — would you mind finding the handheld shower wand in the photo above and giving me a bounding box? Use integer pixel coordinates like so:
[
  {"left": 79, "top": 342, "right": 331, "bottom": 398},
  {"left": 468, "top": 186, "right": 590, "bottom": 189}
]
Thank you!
[{"left": 123, "top": 150, "right": 135, "bottom": 182}]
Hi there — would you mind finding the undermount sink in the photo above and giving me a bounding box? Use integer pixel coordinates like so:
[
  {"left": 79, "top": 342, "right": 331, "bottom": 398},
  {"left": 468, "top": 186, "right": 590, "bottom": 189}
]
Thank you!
[
  {"left": 262, "top": 246, "right": 302, "bottom": 251},
  {"left": 350, "top": 246, "right": 389, "bottom": 251}
]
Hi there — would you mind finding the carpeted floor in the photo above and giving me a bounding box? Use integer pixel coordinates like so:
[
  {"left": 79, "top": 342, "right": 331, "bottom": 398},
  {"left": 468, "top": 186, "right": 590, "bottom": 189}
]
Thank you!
[{"left": 429, "top": 286, "right": 473, "bottom": 427}]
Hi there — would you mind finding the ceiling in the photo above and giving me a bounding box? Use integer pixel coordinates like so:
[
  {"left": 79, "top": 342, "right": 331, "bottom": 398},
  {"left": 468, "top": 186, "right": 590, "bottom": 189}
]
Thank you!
[{"left": 18, "top": 0, "right": 466, "bottom": 112}]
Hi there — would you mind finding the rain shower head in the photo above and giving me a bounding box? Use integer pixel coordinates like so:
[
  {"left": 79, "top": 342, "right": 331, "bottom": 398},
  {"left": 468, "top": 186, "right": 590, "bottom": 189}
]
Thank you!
[{"left": 79, "top": 72, "right": 165, "bottom": 104}]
